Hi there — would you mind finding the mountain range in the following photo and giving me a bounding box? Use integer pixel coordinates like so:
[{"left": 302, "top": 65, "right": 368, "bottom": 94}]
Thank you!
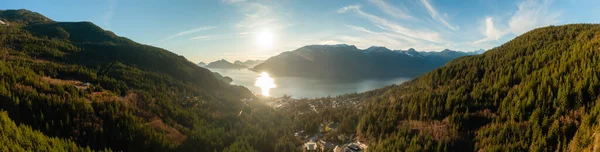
[
  {"left": 205, "top": 59, "right": 247, "bottom": 69},
  {"left": 234, "top": 59, "right": 263, "bottom": 67},
  {"left": 202, "top": 59, "right": 264, "bottom": 69},
  {"left": 251, "top": 44, "right": 472, "bottom": 80}
]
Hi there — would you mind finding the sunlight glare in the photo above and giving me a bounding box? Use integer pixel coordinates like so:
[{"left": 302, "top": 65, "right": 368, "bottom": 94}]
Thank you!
[
  {"left": 256, "top": 32, "right": 274, "bottom": 48},
  {"left": 255, "top": 72, "right": 276, "bottom": 96}
]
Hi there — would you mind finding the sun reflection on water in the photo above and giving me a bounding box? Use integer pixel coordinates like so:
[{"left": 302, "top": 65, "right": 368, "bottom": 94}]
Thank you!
[{"left": 255, "top": 72, "right": 276, "bottom": 96}]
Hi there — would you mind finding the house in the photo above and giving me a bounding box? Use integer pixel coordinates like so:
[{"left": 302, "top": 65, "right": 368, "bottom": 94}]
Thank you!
[
  {"left": 347, "top": 143, "right": 361, "bottom": 151},
  {"left": 334, "top": 143, "right": 366, "bottom": 152},
  {"left": 355, "top": 141, "right": 368, "bottom": 150},
  {"left": 0, "top": 19, "right": 8, "bottom": 26},
  {"left": 304, "top": 140, "right": 318, "bottom": 152},
  {"left": 318, "top": 140, "right": 336, "bottom": 151}
]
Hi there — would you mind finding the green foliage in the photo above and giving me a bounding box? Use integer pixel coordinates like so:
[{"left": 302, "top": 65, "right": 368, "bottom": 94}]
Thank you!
[
  {"left": 354, "top": 24, "right": 600, "bottom": 151},
  {"left": 0, "top": 111, "right": 102, "bottom": 152},
  {"left": 0, "top": 9, "right": 297, "bottom": 152}
]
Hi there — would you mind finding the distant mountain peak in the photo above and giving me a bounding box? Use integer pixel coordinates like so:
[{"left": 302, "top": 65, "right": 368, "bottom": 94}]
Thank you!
[
  {"left": 197, "top": 62, "right": 207, "bottom": 67},
  {"left": 206, "top": 59, "right": 247, "bottom": 69},
  {"left": 332, "top": 44, "right": 351, "bottom": 47},
  {"left": 365, "top": 46, "right": 392, "bottom": 53},
  {"left": 475, "top": 49, "right": 486, "bottom": 54}
]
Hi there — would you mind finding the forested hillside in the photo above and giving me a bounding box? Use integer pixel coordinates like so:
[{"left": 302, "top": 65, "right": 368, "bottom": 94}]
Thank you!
[
  {"left": 0, "top": 9, "right": 297, "bottom": 151},
  {"left": 354, "top": 24, "right": 600, "bottom": 151}
]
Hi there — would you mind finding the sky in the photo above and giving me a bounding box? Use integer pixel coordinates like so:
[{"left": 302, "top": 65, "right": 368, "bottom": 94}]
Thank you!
[{"left": 3, "top": 0, "right": 600, "bottom": 63}]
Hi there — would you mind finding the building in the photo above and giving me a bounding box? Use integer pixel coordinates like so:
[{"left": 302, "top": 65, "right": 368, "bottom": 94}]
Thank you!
[
  {"left": 333, "top": 142, "right": 368, "bottom": 152},
  {"left": 318, "top": 140, "right": 336, "bottom": 151},
  {"left": 0, "top": 19, "right": 8, "bottom": 26},
  {"left": 347, "top": 143, "right": 361, "bottom": 151},
  {"left": 304, "top": 140, "right": 318, "bottom": 152}
]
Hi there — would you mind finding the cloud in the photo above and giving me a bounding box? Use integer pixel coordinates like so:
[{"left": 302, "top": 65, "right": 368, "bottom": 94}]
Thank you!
[
  {"left": 235, "top": 2, "right": 279, "bottom": 29},
  {"left": 338, "top": 5, "right": 444, "bottom": 43},
  {"left": 473, "top": 0, "right": 560, "bottom": 44},
  {"left": 103, "top": 0, "right": 116, "bottom": 29},
  {"left": 345, "top": 25, "right": 418, "bottom": 44},
  {"left": 368, "top": 0, "right": 414, "bottom": 20},
  {"left": 222, "top": 0, "right": 246, "bottom": 4},
  {"left": 153, "top": 26, "right": 217, "bottom": 44},
  {"left": 337, "top": 5, "right": 360, "bottom": 13},
  {"left": 190, "top": 32, "right": 250, "bottom": 41},
  {"left": 473, "top": 17, "right": 507, "bottom": 44},
  {"left": 343, "top": 25, "right": 407, "bottom": 48},
  {"left": 420, "top": 0, "right": 458, "bottom": 31},
  {"left": 508, "top": 0, "right": 560, "bottom": 35}
]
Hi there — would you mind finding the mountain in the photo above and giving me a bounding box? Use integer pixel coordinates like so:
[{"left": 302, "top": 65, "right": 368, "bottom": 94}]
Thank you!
[
  {"left": 205, "top": 59, "right": 247, "bottom": 69},
  {"left": 475, "top": 48, "right": 486, "bottom": 54},
  {"left": 0, "top": 9, "right": 52, "bottom": 25},
  {"left": 287, "top": 24, "right": 600, "bottom": 151},
  {"left": 0, "top": 9, "right": 295, "bottom": 151},
  {"left": 251, "top": 45, "right": 472, "bottom": 80},
  {"left": 234, "top": 59, "right": 263, "bottom": 67},
  {"left": 197, "top": 61, "right": 206, "bottom": 67}
]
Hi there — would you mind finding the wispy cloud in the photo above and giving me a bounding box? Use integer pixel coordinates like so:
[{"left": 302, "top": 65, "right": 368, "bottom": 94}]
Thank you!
[
  {"left": 473, "top": 17, "right": 507, "bottom": 44},
  {"left": 508, "top": 0, "right": 560, "bottom": 35},
  {"left": 190, "top": 32, "right": 250, "bottom": 41},
  {"left": 345, "top": 25, "right": 418, "bottom": 44},
  {"left": 367, "top": 0, "right": 414, "bottom": 20},
  {"left": 221, "top": 0, "right": 246, "bottom": 4},
  {"left": 153, "top": 26, "right": 217, "bottom": 44},
  {"left": 473, "top": 0, "right": 560, "bottom": 44},
  {"left": 103, "top": 0, "right": 116, "bottom": 29},
  {"left": 338, "top": 5, "right": 444, "bottom": 43},
  {"left": 234, "top": 2, "right": 280, "bottom": 30},
  {"left": 342, "top": 25, "right": 407, "bottom": 48},
  {"left": 420, "top": 0, "right": 458, "bottom": 31}
]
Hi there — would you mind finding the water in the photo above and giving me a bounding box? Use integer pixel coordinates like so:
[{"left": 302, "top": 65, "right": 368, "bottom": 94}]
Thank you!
[{"left": 209, "top": 68, "right": 412, "bottom": 99}]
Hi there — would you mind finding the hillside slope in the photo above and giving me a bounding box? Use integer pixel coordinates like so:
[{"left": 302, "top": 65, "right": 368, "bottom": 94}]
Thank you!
[
  {"left": 0, "top": 9, "right": 296, "bottom": 152},
  {"left": 356, "top": 24, "right": 600, "bottom": 151}
]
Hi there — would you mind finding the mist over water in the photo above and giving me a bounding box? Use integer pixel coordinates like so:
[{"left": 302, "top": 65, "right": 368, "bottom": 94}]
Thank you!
[{"left": 209, "top": 68, "right": 412, "bottom": 98}]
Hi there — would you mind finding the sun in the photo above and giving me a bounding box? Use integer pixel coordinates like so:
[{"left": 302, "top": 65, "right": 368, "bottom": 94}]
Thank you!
[{"left": 256, "top": 31, "right": 274, "bottom": 48}]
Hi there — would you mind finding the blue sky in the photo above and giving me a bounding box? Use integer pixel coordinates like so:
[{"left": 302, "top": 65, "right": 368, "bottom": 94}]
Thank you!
[{"left": 3, "top": 0, "right": 600, "bottom": 63}]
